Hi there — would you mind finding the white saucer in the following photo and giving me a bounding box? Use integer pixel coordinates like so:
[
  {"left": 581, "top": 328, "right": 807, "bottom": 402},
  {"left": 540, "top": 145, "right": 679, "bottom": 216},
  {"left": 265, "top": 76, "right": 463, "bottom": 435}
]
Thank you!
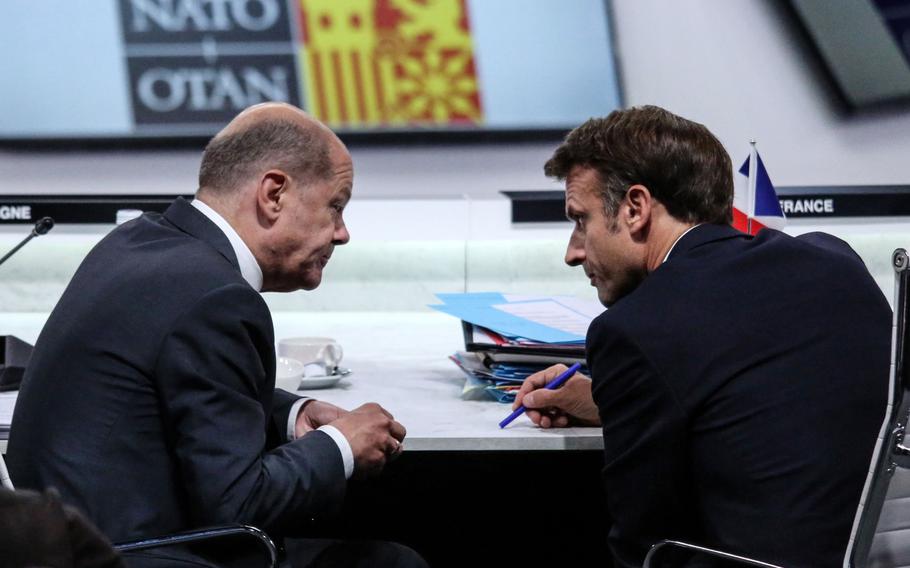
[{"left": 297, "top": 368, "right": 352, "bottom": 390}]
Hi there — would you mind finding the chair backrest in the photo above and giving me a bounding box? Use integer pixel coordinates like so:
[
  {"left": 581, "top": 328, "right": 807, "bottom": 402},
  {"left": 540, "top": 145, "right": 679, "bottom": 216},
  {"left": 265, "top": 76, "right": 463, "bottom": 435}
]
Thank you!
[
  {"left": 845, "top": 248, "right": 910, "bottom": 568},
  {"left": 0, "top": 452, "right": 13, "bottom": 490}
]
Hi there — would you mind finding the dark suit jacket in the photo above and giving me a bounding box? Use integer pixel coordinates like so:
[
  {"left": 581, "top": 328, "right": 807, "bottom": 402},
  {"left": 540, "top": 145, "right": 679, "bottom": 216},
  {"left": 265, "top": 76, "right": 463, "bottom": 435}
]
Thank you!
[
  {"left": 587, "top": 224, "right": 891, "bottom": 568},
  {"left": 7, "top": 198, "right": 345, "bottom": 550}
]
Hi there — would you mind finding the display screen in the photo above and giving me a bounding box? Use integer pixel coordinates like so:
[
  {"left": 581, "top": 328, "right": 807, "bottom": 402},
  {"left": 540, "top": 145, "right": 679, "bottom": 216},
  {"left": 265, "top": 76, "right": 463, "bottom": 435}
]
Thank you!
[
  {"left": 790, "top": 0, "right": 910, "bottom": 107},
  {"left": 0, "top": 0, "right": 622, "bottom": 140}
]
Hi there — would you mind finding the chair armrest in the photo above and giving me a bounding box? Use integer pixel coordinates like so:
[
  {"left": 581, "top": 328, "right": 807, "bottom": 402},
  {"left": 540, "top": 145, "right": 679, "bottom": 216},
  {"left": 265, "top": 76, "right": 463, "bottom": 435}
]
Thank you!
[
  {"left": 113, "top": 524, "right": 278, "bottom": 568},
  {"left": 642, "top": 540, "right": 784, "bottom": 568}
]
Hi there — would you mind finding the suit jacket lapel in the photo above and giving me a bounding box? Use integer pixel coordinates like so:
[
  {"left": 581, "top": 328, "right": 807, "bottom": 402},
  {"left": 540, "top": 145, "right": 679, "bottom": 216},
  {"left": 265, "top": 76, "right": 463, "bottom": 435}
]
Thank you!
[{"left": 163, "top": 197, "right": 241, "bottom": 272}]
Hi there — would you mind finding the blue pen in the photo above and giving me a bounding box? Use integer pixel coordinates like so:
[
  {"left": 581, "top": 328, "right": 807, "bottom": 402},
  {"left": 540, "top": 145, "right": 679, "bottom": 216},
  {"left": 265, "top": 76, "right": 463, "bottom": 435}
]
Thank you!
[{"left": 498, "top": 362, "right": 582, "bottom": 429}]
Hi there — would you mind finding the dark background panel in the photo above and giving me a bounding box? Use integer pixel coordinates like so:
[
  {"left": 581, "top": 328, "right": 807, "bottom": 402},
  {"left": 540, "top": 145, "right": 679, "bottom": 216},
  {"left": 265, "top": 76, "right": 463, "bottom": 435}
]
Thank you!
[
  {"left": 118, "top": 0, "right": 293, "bottom": 44},
  {"left": 126, "top": 54, "right": 302, "bottom": 127},
  {"left": 0, "top": 195, "right": 190, "bottom": 225},
  {"left": 503, "top": 187, "right": 910, "bottom": 223},
  {"left": 324, "top": 450, "right": 612, "bottom": 568}
]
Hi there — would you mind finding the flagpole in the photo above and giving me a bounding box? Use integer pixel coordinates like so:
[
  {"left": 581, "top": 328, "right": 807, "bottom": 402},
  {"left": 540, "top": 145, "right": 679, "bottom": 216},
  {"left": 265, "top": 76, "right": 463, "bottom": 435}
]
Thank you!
[{"left": 748, "top": 139, "right": 758, "bottom": 233}]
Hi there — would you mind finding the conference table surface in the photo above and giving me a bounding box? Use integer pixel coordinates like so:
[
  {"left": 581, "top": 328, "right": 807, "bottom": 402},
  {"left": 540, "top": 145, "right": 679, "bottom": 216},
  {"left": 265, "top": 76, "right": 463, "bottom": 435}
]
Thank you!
[{"left": 0, "top": 310, "right": 603, "bottom": 453}]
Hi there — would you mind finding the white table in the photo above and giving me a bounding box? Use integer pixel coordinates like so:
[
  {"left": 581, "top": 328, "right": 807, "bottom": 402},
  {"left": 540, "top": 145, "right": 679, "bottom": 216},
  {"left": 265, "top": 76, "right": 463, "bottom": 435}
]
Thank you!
[{"left": 1, "top": 311, "right": 603, "bottom": 453}]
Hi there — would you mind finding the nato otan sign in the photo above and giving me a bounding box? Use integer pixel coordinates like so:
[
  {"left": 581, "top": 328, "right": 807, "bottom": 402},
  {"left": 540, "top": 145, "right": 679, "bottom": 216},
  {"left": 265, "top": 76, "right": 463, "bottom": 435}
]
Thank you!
[{"left": 118, "top": 0, "right": 300, "bottom": 129}]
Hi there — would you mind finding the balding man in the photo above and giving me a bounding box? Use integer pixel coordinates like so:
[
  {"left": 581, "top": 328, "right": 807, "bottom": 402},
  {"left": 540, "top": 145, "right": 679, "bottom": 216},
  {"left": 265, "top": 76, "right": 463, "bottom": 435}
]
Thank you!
[{"left": 8, "top": 104, "right": 425, "bottom": 568}]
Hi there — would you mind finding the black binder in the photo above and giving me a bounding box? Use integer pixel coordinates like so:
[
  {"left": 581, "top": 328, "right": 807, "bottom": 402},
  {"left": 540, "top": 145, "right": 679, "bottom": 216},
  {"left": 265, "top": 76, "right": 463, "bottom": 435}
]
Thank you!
[
  {"left": 461, "top": 321, "right": 585, "bottom": 359},
  {"left": 0, "top": 335, "right": 33, "bottom": 392}
]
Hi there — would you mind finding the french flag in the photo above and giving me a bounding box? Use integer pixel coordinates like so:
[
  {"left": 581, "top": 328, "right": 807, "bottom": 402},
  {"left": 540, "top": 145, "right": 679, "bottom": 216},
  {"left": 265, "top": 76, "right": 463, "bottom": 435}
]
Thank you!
[{"left": 732, "top": 144, "right": 785, "bottom": 235}]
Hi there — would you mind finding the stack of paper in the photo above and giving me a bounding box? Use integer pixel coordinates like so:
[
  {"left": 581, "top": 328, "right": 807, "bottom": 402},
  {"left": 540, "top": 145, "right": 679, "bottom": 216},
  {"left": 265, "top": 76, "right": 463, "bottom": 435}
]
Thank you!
[
  {"left": 431, "top": 293, "right": 604, "bottom": 402},
  {"left": 449, "top": 350, "right": 589, "bottom": 403}
]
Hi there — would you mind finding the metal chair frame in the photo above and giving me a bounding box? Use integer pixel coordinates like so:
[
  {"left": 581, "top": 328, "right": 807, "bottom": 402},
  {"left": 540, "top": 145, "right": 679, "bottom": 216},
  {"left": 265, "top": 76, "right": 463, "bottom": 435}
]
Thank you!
[
  {"left": 114, "top": 524, "right": 279, "bottom": 567},
  {"left": 643, "top": 540, "right": 784, "bottom": 568},
  {"left": 0, "top": 451, "right": 12, "bottom": 490},
  {"left": 1, "top": 447, "right": 278, "bottom": 567}
]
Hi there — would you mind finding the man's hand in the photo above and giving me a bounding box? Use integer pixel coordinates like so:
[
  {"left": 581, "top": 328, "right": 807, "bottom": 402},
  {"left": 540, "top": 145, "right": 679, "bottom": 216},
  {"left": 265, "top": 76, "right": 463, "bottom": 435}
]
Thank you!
[
  {"left": 295, "top": 400, "right": 348, "bottom": 439},
  {"left": 513, "top": 364, "right": 601, "bottom": 428},
  {"left": 328, "top": 402, "right": 406, "bottom": 478}
]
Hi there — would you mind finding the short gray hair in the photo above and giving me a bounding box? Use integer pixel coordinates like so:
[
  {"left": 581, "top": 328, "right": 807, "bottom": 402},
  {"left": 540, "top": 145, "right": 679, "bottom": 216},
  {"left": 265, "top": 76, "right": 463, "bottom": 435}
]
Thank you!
[{"left": 198, "top": 119, "right": 332, "bottom": 193}]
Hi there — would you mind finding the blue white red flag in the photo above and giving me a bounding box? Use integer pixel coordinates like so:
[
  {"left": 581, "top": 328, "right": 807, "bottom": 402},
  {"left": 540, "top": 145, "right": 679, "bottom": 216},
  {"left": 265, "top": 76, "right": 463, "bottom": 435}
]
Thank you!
[{"left": 732, "top": 145, "right": 785, "bottom": 235}]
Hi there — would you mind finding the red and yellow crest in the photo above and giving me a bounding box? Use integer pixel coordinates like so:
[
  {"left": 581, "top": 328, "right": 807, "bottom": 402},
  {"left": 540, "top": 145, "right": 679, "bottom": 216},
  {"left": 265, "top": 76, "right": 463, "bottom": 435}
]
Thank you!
[{"left": 297, "top": 0, "right": 483, "bottom": 127}]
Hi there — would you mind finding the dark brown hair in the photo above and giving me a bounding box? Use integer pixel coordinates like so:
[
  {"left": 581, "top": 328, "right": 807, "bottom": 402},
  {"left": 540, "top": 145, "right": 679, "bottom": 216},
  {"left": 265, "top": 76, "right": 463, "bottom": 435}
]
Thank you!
[
  {"left": 198, "top": 119, "right": 332, "bottom": 193},
  {"left": 544, "top": 105, "right": 733, "bottom": 224}
]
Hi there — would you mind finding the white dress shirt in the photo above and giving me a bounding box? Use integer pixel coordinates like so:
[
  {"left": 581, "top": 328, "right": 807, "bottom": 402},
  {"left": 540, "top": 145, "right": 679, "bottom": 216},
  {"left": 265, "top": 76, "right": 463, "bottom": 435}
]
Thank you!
[{"left": 191, "top": 198, "right": 354, "bottom": 479}]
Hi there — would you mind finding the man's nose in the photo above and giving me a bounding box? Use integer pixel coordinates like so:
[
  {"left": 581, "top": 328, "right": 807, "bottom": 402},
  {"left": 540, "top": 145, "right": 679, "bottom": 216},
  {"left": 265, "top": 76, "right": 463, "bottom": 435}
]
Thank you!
[
  {"left": 334, "top": 222, "right": 350, "bottom": 245},
  {"left": 565, "top": 235, "right": 585, "bottom": 266}
]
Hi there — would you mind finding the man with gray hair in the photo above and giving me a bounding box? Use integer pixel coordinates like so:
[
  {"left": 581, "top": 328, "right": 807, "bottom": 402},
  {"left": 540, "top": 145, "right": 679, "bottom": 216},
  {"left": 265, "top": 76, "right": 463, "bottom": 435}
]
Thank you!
[{"left": 8, "top": 103, "right": 425, "bottom": 568}]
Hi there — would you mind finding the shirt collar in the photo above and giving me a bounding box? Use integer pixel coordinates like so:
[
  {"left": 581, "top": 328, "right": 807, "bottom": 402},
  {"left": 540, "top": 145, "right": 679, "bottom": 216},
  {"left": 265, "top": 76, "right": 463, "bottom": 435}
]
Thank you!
[
  {"left": 191, "top": 199, "right": 263, "bottom": 291},
  {"left": 662, "top": 224, "right": 702, "bottom": 264}
]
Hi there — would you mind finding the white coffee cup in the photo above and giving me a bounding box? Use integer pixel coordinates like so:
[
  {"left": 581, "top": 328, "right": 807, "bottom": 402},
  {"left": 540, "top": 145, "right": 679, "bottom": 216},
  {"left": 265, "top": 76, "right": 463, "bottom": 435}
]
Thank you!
[
  {"left": 278, "top": 337, "right": 343, "bottom": 376},
  {"left": 275, "top": 357, "right": 305, "bottom": 391}
]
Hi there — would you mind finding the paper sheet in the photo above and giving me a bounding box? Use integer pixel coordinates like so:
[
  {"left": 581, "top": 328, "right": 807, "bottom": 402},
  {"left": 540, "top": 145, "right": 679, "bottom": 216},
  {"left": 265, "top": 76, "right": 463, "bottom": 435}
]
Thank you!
[
  {"left": 552, "top": 297, "right": 605, "bottom": 320},
  {"left": 492, "top": 300, "right": 592, "bottom": 339},
  {"left": 501, "top": 295, "right": 604, "bottom": 318}
]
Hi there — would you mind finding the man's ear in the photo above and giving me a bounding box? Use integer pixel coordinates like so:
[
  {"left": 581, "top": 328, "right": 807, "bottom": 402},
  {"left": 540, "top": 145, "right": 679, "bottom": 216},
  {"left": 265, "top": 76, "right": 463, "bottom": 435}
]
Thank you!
[
  {"left": 624, "top": 184, "right": 653, "bottom": 237},
  {"left": 256, "top": 170, "right": 290, "bottom": 224}
]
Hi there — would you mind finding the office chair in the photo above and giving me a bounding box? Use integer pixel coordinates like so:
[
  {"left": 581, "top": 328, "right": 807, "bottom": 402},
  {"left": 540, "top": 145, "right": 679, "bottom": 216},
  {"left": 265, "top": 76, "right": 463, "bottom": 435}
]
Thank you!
[
  {"left": 0, "top": 451, "right": 12, "bottom": 490},
  {"left": 643, "top": 248, "right": 910, "bottom": 568},
  {"left": 0, "top": 453, "right": 278, "bottom": 567}
]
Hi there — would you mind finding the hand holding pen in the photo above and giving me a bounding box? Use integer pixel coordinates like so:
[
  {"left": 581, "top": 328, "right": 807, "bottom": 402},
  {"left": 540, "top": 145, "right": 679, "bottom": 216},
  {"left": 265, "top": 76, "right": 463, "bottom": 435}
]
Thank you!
[{"left": 501, "top": 362, "right": 601, "bottom": 428}]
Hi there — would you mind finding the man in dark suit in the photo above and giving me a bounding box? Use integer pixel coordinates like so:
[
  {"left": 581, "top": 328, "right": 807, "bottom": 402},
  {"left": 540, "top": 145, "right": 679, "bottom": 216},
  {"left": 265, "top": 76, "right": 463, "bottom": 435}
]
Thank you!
[
  {"left": 7, "top": 103, "right": 424, "bottom": 567},
  {"left": 513, "top": 106, "right": 891, "bottom": 567}
]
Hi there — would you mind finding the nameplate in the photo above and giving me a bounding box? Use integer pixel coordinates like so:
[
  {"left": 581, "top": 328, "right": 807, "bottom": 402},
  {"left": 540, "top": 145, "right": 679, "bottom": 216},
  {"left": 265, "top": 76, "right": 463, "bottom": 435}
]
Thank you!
[
  {"left": 503, "top": 186, "right": 910, "bottom": 223},
  {"left": 0, "top": 195, "right": 192, "bottom": 225},
  {"left": 776, "top": 185, "right": 910, "bottom": 218}
]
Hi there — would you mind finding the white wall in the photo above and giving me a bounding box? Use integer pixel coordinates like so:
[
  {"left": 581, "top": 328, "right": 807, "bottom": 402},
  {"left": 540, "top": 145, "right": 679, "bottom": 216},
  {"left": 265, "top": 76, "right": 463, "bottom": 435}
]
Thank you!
[
  {"left": 3, "top": 1, "right": 910, "bottom": 312},
  {"left": 612, "top": 0, "right": 910, "bottom": 185},
  {"left": 2, "top": 0, "right": 909, "bottom": 199},
  {"left": 0, "top": 143, "right": 562, "bottom": 199}
]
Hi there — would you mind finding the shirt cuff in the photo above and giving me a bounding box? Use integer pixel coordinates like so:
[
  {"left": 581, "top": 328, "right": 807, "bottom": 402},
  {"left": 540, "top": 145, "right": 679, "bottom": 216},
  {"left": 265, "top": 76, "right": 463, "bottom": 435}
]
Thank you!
[
  {"left": 286, "top": 397, "right": 310, "bottom": 442},
  {"left": 317, "top": 425, "right": 355, "bottom": 480}
]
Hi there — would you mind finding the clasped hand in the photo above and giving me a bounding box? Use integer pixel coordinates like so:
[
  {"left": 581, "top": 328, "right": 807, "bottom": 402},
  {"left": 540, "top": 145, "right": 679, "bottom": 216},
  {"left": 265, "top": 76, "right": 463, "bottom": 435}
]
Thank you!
[
  {"left": 512, "top": 364, "right": 601, "bottom": 428},
  {"left": 296, "top": 400, "right": 406, "bottom": 478}
]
